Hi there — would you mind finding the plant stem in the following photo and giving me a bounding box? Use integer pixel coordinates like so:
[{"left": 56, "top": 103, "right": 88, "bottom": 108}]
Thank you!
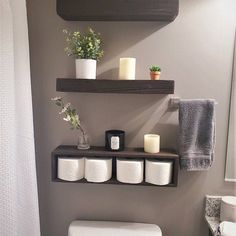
[
  {"left": 78, "top": 125, "right": 85, "bottom": 135},
  {"left": 78, "top": 125, "right": 86, "bottom": 144}
]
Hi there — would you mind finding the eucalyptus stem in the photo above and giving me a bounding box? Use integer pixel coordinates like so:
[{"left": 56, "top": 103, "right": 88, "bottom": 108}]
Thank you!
[
  {"left": 78, "top": 125, "right": 85, "bottom": 135},
  {"left": 51, "top": 96, "right": 83, "bottom": 131}
]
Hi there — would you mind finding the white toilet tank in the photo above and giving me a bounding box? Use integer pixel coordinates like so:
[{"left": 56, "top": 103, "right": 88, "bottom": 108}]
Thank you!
[{"left": 68, "top": 220, "right": 162, "bottom": 236}]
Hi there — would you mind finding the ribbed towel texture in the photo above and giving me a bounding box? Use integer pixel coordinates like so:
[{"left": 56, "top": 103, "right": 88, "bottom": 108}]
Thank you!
[{"left": 179, "top": 99, "right": 216, "bottom": 171}]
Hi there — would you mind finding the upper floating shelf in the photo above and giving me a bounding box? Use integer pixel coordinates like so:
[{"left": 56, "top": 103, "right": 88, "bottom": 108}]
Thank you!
[
  {"left": 57, "top": 0, "right": 179, "bottom": 22},
  {"left": 56, "top": 79, "right": 175, "bottom": 94}
]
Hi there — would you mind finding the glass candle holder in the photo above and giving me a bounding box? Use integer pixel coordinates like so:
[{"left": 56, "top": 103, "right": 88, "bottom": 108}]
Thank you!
[{"left": 105, "top": 130, "right": 125, "bottom": 151}]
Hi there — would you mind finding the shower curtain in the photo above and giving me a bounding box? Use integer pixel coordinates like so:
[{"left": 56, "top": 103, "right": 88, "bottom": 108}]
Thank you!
[{"left": 0, "top": 0, "right": 41, "bottom": 235}]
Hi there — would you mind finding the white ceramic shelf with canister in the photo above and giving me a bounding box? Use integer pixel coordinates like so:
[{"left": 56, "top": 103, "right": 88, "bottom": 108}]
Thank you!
[{"left": 51, "top": 145, "right": 179, "bottom": 187}]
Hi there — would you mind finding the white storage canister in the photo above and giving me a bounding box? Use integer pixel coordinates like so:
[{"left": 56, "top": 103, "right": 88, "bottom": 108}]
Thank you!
[
  {"left": 145, "top": 159, "right": 173, "bottom": 185},
  {"left": 85, "top": 157, "right": 112, "bottom": 183},
  {"left": 116, "top": 158, "right": 144, "bottom": 184},
  {"left": 58, "top": 157, "right": 85, "bottom": 181}
]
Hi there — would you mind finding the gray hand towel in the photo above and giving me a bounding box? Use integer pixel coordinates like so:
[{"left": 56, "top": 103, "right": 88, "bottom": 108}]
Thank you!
[{"left": 179, "top": 99, "right": 216, "bottom": 171}]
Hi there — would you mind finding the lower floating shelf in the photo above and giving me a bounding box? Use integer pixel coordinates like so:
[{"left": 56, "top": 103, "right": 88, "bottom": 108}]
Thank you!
[
  {"left": 52, "top": 145, "right": 179, "bottom": 187},
  {"left": 52, "top": 177, "right": 177, "bottom": 187}
]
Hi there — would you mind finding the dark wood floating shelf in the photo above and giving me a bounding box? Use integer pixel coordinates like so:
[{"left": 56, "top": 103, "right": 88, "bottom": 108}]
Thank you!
[
  {"left": 52, "top": 145, "right": 179, "bottom": 187},
  {"left": 57, "top": 0, "right": 179, "bottom": 22},
  {"left": 56, "top": 79, "right": 175, "bottom": 94}
]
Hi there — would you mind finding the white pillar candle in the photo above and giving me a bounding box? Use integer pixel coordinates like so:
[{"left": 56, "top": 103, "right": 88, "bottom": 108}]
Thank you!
[
  {"left": 144, "top": 134, "right": 160, "bottom": 154},
  {"left": 119, "top": 58, "right": 136, "bottom": 80}
]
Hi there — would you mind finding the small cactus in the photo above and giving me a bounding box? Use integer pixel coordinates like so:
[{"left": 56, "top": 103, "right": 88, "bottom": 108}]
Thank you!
[{"left": 149, "top": 66, "right": 161, "bottom": 72}]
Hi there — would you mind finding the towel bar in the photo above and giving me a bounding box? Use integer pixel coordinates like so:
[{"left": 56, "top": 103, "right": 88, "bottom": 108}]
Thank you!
[{"left": 169, "top": 97, "right": 218, "bottom": 110}]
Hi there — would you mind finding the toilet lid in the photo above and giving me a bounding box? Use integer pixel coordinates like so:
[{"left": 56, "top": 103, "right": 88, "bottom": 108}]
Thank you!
[{"left": 68, "top": 221, "right": 162, "bottom": 236}]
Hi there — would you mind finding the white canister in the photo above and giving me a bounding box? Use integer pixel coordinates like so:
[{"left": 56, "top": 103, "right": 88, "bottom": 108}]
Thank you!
[
  {"left": 220, "top": 196, "right": 236, "bottom": 222},
  {"left": 58, "top": 157, "right": 85, "bottom": 181},
  {"left": 85, "top": 158, "right": 112, "bottom": 183},
  {"left": 75, "top": 59, "right": 97, "bottom": 79},
  {"left": 145, "top": 159, "right": 173, "bottom": 185},
  {"left": 117, "top": 158, "right": 144, "bottom": 184}
]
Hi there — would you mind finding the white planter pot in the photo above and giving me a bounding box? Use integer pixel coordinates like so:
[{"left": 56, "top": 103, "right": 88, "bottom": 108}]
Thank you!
[{"left": 75, "top": 59, "right": 97, "bottom": 79}]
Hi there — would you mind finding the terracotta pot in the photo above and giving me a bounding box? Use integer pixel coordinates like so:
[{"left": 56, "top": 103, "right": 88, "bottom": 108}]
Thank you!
[{"left": 150, "top": 71, "right": 161, "bottom": 80}]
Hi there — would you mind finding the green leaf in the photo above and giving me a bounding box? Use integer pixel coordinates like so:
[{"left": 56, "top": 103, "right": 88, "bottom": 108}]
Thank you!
[
  {"left": 149, "top": 65, "right": 161, "bottom": 72},
  {"left": 63, "top": 28, "right": 104, "bottom": 60}
]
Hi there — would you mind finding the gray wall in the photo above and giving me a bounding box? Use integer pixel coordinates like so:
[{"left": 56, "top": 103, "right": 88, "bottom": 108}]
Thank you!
[{"left": 27, "top": 0, "right": 236, "bottom": 235}]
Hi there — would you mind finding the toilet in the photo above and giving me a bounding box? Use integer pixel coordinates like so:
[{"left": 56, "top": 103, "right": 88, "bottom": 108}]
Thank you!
[{"left": 68, "top": 220, "right": 162, "bottom": 236}]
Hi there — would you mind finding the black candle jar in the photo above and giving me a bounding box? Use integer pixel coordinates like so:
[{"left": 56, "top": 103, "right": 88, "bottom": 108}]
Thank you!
[{"left": 105, "top": 130, "right": 125, "bottom": 151}]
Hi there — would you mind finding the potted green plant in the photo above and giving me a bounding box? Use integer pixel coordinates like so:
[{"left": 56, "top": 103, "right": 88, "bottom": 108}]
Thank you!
[
  {"left": 51, "top": 97, "right": 90, "bottom": 149},
  {"left": 63, "top": 28, "right": 104, "bottom": 79},
  {"left": 149, "top": 66, "right": 161, "bottom": 80}
]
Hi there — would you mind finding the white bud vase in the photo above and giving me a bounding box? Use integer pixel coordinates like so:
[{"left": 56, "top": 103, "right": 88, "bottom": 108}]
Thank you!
[{"left": 75, "top": 59, "right": 97, "bottom": 79}]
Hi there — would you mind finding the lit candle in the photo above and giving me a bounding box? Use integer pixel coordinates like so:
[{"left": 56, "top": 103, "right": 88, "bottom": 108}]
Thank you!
[
  {"left": 144, "top": 134, "right": 160, "bottom": 154},
  {"left": 119, "top": 58, "right": 136, "bottom": 80}
]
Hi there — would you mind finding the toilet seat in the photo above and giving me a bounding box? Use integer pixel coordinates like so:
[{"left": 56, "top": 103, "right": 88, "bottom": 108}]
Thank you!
[{"left": 68, "top": 220, "right": 162, "bottom": 236}]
